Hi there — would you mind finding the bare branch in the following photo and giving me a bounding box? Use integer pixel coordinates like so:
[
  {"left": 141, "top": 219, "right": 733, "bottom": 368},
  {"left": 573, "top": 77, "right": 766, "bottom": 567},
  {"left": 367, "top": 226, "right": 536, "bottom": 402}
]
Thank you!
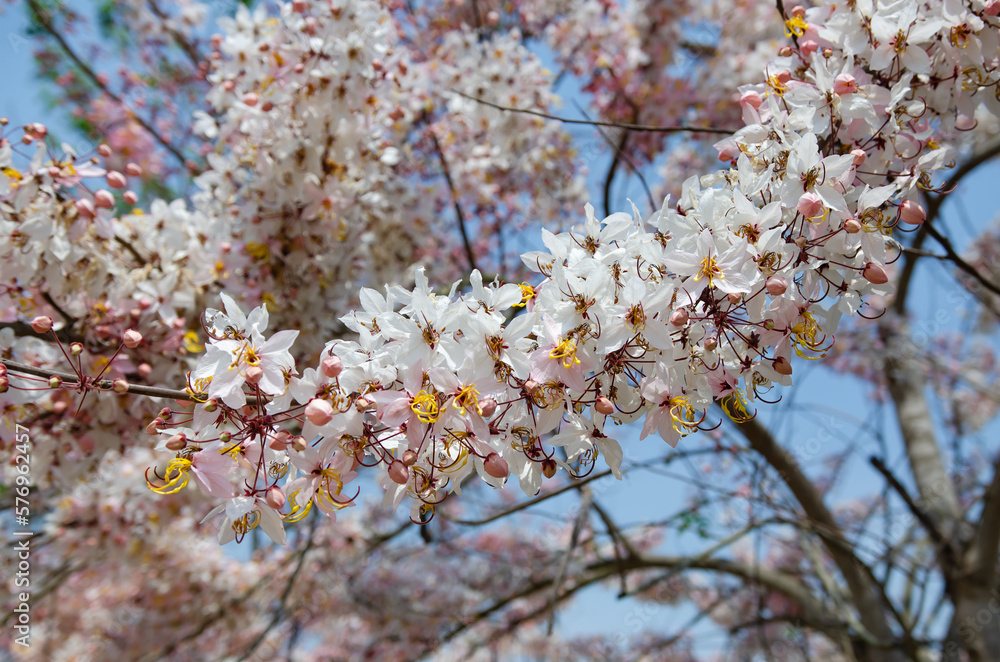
[{"left": 449, "top": 90, "right": 736, "bottom": 135}]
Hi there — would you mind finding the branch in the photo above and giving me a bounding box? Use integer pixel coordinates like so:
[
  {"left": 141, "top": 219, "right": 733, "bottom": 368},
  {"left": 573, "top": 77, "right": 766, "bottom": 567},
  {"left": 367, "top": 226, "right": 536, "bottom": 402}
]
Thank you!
[
  {"left": 869, "top": 456, "right": 951, "bottom": 552},
  {"left": 26, "top": 0, "right": 194, "bottom": 170},
  {"left": 733, "top": 415, "right": 904, "bottom": 652},
  {"left": 895, "top": 138, "right": 1000, "bottom": 312},
  {"left": 440, "top": 469, "right": 612, "bottom": 526},
  {"left": 546, "top": 486, "right": 592, "bottom": 635},
  {"left": 430, "top": 131, "right": 478, "bottom": 273},
  {"left": 968, "top": 456, "right": 1000, "bottom": 586},
  {"left": 236, "top": 517, "right": 318, "bottom": 662},
  {"left": 2, "top": 358, "right": 202, "bottom": 401},
  {"left": 449, "top": 90, "right": 736, "bottom": 135}
]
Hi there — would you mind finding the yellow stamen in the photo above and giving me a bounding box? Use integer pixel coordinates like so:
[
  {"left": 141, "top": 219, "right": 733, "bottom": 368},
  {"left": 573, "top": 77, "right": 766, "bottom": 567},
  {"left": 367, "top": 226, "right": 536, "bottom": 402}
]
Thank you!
[
  {"left": 513, "top": 283, "right": 535, "bottom": 308},
  {"left": 668, "top": 396, "right": 701, "bottom": 435},
  {"left": 695, "top": 255, "right": 725, "bottom": 286},
  {"left": 721, "top": 388, "right": 755, "bottom": 423},
  {"left": 146, "top": 458, "right": 192, "bottom": 495},
  {"left": 183, "top": 331, "right": 204, "bottom": 354},
  {"left": 549, "top": 337, "right": 581, "bottom": 369},
  {"left": 410, "top": 390, "right": 441, "bottom": 424},
  {"left": 453, "top": 384, "right": 480, "bottom": 416},
  {"left": 784, "top": 16, "right": 808, "bottom": 37},
  {"left": 282, "top": 489, "right": 313, "bottom": 522}
]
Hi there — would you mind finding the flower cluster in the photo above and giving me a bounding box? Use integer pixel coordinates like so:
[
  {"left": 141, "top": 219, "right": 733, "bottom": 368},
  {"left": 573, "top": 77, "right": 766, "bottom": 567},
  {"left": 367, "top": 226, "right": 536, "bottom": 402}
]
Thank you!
[{"left": 124, "top": 0, "right": 1000, "bottom": 544}]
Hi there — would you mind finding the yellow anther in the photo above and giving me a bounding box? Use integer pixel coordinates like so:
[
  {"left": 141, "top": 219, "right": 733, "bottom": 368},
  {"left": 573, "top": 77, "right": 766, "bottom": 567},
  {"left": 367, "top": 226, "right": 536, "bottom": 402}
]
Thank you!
[
  {"left": 513, "top": 282, "right": 535, "bottom": 308},
  {"left": 549, "top": 337, "right": 581, "bottom": 369},
  {"left": 410, "top": 390, "right": 441, "bottom": 424},
  {"left": 146, "top": 458, "right": 192, "bottom": 495},
  {"left": 784, "top": 16, "right": 808, "bottom": 37}
]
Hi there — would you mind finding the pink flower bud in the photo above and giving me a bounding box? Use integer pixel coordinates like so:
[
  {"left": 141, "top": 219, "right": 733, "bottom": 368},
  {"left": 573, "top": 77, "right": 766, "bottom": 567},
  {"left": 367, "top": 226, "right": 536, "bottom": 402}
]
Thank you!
[
  {"left": 775, "top": 70, "right": 792, "bottom": 84},
  {"left": 765, "top": 276, "right": 787, "bottom": 296},
  {"left": 138, "top": 363, "right": 152, "bottom": 378},
  {"left": 823, "top": 48, "right": 833, "bottom": 58},
  {"left": 862, "top": 262, "right": 889, "bottom": 284},
  {"left": 899, "top": 200, "right": 926, "bottom": 225},
  {"left": 123, "top": 328, "right": 142, "bottom": 348},
  {"left": 703, "top": 334, "right": 718, "bottom": 351},
  {"left": 851, "top": 149, "right": 867, "bottom": 166},
  {"left": 791, "top": 5, "right": 806, "bottom": 17},
  {"left": 245, "top": 365, "right": 263, "bottom": 385},
  {"left": 355, "top": 396, "right": 372, "bottom": 411},
  {"left": 478, "top": 397, "right": 497, "bottom": 418},
  {"left": 487, "top": 10, "right": 500, "bottom": 25},
  {"left": 75, "top": 198, "right": 96, "bottom": 220},
  {"left": 797, "top": 192, "right": 824, "bottom": 219},
  {"left": 595, "top": 396, "right": 615, "bottom": 415},
  {"left": 670, "top": 308, "right": 689, "bottom": 326},
  {"left": 955, "top": 114, "right": 977, "bottom": 131},
  {"left": 261, "top": 101, "right": 273, "bottom": 112},
  {"left": 800, "top": 40, "right": 818, "bottom": 57},
  {"left": 717, "top": 144, "right": 739, "bottom": 161},
  {"left": 123, "top": 190, "right": 138, "bottom": 205},
  {"left": 542, "top": 459, "right": 557, "bottom": 479},
  {"left": 292, "top": 436, "right": 307, "bottom": 452},
  {"left": 269, "top": 430, "right": 292, "bottom": 451},
  {"left": 94, "top": 189, "right": 115, "bottom": 208},
  {"left": 833, "top": 73, "right": 857, "bottom": 95},
  {"left": 70, "top": 342, "right": 84, "bottom": 356},
  {"left": 484, "top": 453, "right": 509, "bottom": 479},
  {"left": 165, "top": 434, "right": 187, "bottom": 451},
  {"left": 292, "top": 0, "right": 308, "bottom": 11},
  {"left": 778, "top": 45, "right": 793, "bottom": 57},
  {"left": 985, "top": 0, "right": 1000, "bottom": 16},
  {"left": 844, "top": 218, "right": 862, "bottom": 233},
  {"left": 31, "top": 315, "right": 53, "bottom": 333},
  {"left": 321, "top": 355, "right": 343, "bottom": 378},
  {"left": 728, "top": 292, "right": 742, "bottom": 305},
  {"left": 773, "top": 357, "right": 793, "bottom": 376},
  {"left": 113, "top": 379, "right": 129, "bottom": 394},
  {"left": 98, "top": 144, "right": 112, "bottom": 157},
  {"left": 0, "top": 377, "right": 8, "bottom": 393},
  {"left": 138, "top": 297, "right": 153, "bottom": 310},
  {"left": 265, "top": 486, "right": 286, "bottom": 510},
  {"left": 146, "top": 418, "right": 164, "bottom": 434},
  {"left": 740, "top": 91, "right": 763, "bottom": 109},
  {"left": 402, "top": 450, "right": 418, "bottom": 466},
  {"left": 294, "top": 62, "right": 305, "bottom": 74},
  {"left": 52, "top": 400, "right": 67, "bottom": 414},
  {"left": 106, "top": 171, "right": 127, "bottom": 189},
  {"left": 523, "top": 379, "right": 540, "bottom": 395},
  {"left": 388, "top": 459, "right": 410, "bottom": 484},
  {"left": 125, "top": 162, "right": 143, "bottom": 177},
  {"left": 242, "top": 92, "right": 259, "bottom": 107},
  {"left": 305, "top": 398, "right": 335, "bottom": 426},
  {"left": 30, "top": 122, "right": 47, "bottom": 138}
]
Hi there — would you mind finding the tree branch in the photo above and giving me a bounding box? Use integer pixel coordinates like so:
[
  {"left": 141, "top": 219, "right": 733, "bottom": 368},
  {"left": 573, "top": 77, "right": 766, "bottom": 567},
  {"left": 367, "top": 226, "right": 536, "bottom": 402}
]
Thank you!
[
  {"left": 733, "top": 416, "right": 904, "bottom": 655},
  {"left": 449, "top": 90, "right": 736, "bottom": 135},
  {"left": 26, "top": 0, "right": 194, "bottom": 170}
]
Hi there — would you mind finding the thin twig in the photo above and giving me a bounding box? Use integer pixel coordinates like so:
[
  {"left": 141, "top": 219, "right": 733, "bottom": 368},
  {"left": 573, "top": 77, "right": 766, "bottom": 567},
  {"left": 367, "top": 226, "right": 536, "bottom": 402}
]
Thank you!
[{"left": 449, "top": 90, "right": 736, "bottom": 135}]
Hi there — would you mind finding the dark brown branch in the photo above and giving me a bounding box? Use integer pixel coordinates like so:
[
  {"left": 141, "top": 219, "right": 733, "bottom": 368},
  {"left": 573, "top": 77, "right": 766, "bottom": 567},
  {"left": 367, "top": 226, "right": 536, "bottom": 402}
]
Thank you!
[
  {"left": 969, "top": 456, "right": 1000, "bottom": 586},
  {"left": 734, "top": 416, "right": 905, "bottom": 655},
  {"left": 430, "top": 131, "right": 478, "bottom": 273},
  {"left": 869, "top": 456, "right": 955, "bottom": 558},
  {"left": 2, "top": 357, "right": 203, "bottom": 402},
  {"left": 449, "top": 90, "right": 736, "bottom": 135},
  {"left": 896, "top": 138, "right": 1000, "bottom": 313},
  {"left": 440, "top": 469, "right": 612, "bottom": 526}
]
